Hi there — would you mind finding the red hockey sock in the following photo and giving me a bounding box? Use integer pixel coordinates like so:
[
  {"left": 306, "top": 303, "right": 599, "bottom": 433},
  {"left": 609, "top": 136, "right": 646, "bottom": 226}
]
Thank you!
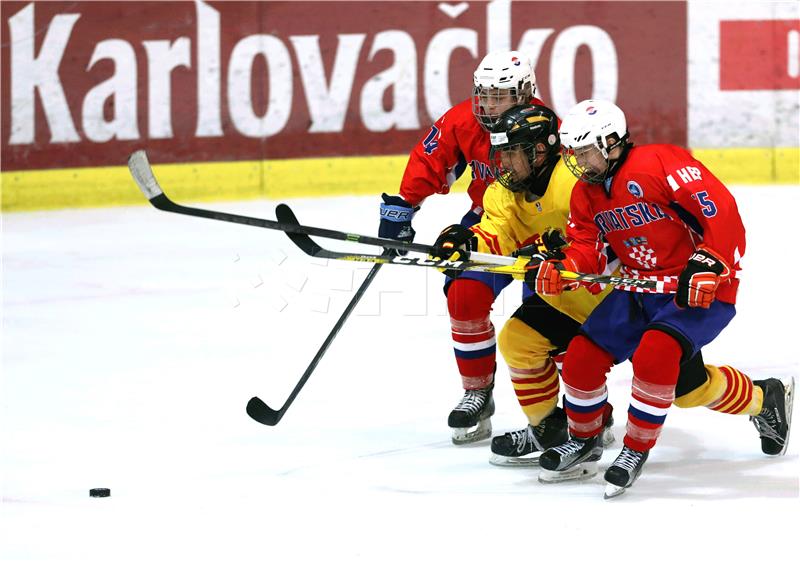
[
  {"left": 447, "top": 279, "right": 496, "bottom": 389},
  {"left": 625, "top": 330, "right": 681, "bottom": 451},
  {"left": 561, "top": 335, "right": 615, "bottom": 437}
]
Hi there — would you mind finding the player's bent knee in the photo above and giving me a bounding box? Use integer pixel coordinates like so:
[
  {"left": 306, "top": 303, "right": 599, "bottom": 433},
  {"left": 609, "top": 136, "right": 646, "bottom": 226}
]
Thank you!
[
  {"left": 447, "top": 279, "right": 495, "bottom": 320},
  {"left": 631, "top": 330, "right": 682, "bottom": 378},
  {"left": 498, "top": 318, "right": 553, "bottom": 369},
  {"left": 561, "top": 335, "right": 615, "bottom": 388}
]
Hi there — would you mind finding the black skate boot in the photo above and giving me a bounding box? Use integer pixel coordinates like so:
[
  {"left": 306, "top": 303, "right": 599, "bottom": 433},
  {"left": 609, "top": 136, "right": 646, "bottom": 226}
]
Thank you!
[
  {"left": 751, "top": 377, "right": 795, "bottom": 456},
  {"left": 489, "top": 407, "right": 568, "bottom": 467},
  {"left": 448, "top": 383, "right": 495, "bottom": 445},
  {"left": 603, "top": 446, "right": 649, "bottom": 499},
  {"left": 538, "top": 433, "right": 604, "bottom": 483}
]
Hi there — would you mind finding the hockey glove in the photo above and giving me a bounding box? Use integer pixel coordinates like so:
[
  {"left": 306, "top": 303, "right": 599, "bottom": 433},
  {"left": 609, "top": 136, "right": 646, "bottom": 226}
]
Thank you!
[
  {"left": 541, "top": 228, "right": 569, "bottom": 254},
  {"left": 675, "top": 246, "right": 731, "bottom": 309},
  {"left": 379, "top": 194, "right": 417, "bottom": 254},
  {"left": 525, "top": 257, "right": 580, "bottom": 296},
  {"left": 514, "top": 228, "right": 568, "bottom": 261},
  {"left": 431, "top": 224, "right": 478, "bottom": 260}
]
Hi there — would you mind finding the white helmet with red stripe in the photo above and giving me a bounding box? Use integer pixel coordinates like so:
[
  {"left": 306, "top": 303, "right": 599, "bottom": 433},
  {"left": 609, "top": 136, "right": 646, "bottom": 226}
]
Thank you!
[
  {"left": 559, "top": 99, "right": 629, "bottom": 184},
  {"left": 559, "top": 99, "right": 627, "bottom": 153},
  {"left": 472, "top": 50, "right": 537, "bottom": 130}
]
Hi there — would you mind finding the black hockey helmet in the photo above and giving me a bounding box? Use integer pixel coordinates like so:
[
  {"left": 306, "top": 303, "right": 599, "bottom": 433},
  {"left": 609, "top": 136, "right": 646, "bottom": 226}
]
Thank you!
[{"left": 489, "top": 104, "right": 561, "bottom": 194}]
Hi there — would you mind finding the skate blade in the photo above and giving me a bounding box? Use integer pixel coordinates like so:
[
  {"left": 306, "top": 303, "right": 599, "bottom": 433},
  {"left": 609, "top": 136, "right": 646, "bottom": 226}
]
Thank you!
[
  {"left": 604, "top": 483, "right": 626, "bottom": 499},
  {"left": 451, "top": 419, "right": 492, "bottom": 445},
  {"left": 538, "top": 461, "right": 598, "bottom": 483},
  {"left": 489, "top": 453, "right": 540, "bottom": 467},
  {"left": 601, "top": 426, "right": 615, "bottom": 447},
  {"left": 779, "top": 376, "right": 795, "bottom": 456}
]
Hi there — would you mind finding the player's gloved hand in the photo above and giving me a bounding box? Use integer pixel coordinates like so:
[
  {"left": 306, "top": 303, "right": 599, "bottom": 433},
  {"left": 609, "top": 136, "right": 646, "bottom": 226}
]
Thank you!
[
  {"left": 379, "top": 193, "right": 418, "bottom": 254},
  {"left": 514, "top": 228, "right": 568, "bottom": 260},
  {"left": 431, "top": 224, "right": 477, "bottom": 260},
  {"left": 541, "top": 228, "right": 569, "bottom": 254},
  {"left": 675, "top": 246, "right": 731, "bottom": 309},
  {"left": 525, "top": 257, "right": 580, "bottom": 295}
]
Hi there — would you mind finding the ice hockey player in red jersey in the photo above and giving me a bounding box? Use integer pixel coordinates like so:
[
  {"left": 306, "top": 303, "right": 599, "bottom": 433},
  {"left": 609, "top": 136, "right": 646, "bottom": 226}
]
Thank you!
[
  {"left": 532, "top": 99, "right": 794, "bottom": 498},
  {"left": 378, "top": 50, "right": 550, "bottom": 444}
]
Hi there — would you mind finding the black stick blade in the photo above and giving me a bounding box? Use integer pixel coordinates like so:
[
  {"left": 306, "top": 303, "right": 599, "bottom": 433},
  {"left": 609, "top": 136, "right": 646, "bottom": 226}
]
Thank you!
[
  {"left": 246, "top": 397, "right": 282, "bottom": 426},
  {"left": 275, "top": 203, "right": 298, "bottom": 224}
]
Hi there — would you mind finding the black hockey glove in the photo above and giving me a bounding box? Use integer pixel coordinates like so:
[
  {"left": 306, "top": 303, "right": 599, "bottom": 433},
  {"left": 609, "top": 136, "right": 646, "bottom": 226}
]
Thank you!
[
  {"left": 431, "top": 224, "right": 478, "bottom": 260},
  {"left": 379, "top": 193, "right": 417, "bottom": 254},
  {"left": 515, "top": 228, "right": 568, "bottom": 264},
  {"left": 542, "top": 229, "right": 569, "bottom": 253}
]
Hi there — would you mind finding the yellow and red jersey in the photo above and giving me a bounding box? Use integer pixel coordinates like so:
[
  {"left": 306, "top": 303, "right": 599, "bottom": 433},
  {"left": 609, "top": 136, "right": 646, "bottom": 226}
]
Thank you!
[
  {"left": 471, "top": 159, "right": 576, "bottom": 256},
  {"left": 469, "top": 159, "right": 605, "bottom": 324}
]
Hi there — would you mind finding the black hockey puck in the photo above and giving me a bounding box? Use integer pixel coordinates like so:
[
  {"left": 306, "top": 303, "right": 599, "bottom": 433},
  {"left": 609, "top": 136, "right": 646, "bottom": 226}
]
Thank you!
[{"left": 89, "top": 488, "right": 110, "bottom": 498}]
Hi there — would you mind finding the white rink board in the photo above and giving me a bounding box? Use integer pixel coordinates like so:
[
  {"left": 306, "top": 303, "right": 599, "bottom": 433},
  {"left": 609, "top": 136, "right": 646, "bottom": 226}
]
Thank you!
[{"left": 2, "top": 189, "right": 799, "bottom": 561}]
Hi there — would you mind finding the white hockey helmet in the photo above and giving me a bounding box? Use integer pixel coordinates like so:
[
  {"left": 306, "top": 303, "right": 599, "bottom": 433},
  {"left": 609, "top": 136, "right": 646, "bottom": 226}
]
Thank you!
[
  {"left": 559, "top": 100, "right": 629, "bottom": 184},
  {"left": 472, "top": 50, "right": 537, "bottom": 130}
]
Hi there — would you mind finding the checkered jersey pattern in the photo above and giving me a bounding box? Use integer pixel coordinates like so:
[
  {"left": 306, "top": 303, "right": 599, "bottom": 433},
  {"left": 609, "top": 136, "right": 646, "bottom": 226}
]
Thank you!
[{"left": 628, "top": 246, "right": 657, "bottom": 270}]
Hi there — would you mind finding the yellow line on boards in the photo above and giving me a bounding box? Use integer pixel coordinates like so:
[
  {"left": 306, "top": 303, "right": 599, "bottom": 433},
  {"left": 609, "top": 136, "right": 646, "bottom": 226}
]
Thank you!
[
  {"left": 2, "top": 148, "right": 796, "bottom": 212},
  {"left": 1, "top": 155, "right": 422, "bottom": 211},
  {"left": 692, "top": 147, "right": 800, "bottom": 185}
]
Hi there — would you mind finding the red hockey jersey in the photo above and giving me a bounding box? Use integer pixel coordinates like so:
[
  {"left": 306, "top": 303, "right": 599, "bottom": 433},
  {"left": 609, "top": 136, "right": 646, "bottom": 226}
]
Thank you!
[
  {"left": 398, "top": 97, "right": 548, "bottom": 210},
  {"left": 564, "top": 144, "right": 746, "bottom": 304}
]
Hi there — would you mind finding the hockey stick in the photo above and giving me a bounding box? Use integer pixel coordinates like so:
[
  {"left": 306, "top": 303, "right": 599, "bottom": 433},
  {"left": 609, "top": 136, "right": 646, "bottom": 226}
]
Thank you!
[
  {"left": 246, "top": 205, "right": 490, "bottom": 425},
  {"left": 275, "top": 204, "right": 516, "bottom": 271},
  {"left": 128, "top": 150, "right": 671, "bottom": 292},
  {"left": 128, "top": 150, "right": 437, "bottom": 255},
  {"left": 246, "top": 258, "right": 386, "bottom": 426},
  {"left": 276, "top": 204, "right": 671, "bottom": 292}
]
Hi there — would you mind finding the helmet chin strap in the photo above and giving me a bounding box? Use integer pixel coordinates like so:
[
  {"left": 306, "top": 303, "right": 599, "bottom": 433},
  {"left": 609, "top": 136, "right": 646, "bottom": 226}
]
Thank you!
[
  {"left": 605, "top": 138, "right": 632, "bottom": 178},
  {"left": 595, "top": 135, "right": 610, "bottom": 159}
]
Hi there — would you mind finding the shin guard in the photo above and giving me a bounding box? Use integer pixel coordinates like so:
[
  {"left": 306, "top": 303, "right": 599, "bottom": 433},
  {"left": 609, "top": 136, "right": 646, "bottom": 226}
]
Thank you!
[
  {"left": 448, "top": 279, "right": 497, "bottom": 389},
  {"left": 626, "top": 330, "right": 680, "bottom": 451}
]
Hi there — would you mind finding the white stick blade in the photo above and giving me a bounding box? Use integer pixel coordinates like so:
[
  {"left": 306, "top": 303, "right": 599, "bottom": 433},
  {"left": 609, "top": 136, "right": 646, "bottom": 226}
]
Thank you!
[
  {"left": 127, "top": 150, "right": 164, "bottom": 200},
  {"left": 468, "top": 251, "right": 518, "bottom": 266}
]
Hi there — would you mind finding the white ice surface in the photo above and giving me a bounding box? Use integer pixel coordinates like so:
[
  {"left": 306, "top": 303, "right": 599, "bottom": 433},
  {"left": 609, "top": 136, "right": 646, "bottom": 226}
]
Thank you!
[{"left": 3, "top": 187, "right": 799, "bottom": 561}]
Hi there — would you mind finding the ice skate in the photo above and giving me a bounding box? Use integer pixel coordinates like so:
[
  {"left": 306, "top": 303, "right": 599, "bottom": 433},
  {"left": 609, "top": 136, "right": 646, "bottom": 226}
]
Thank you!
[
  {"left": 601, "top": 405, "right": 616, "bottom": 447},
  {"left": 751, "top": 377, "right": 794, "bottom": 456},
  {"left": 489, "top": 407, "right": 568, "bottom": 467},
  {"left": 448, "top": 384, "right": 495, "bottom": 444},
  {"left": 603, "top": 446, "right": 649, "bottom": 499},
  {"left": 538, "top": 434, "right": 604, "bottom": 483}
]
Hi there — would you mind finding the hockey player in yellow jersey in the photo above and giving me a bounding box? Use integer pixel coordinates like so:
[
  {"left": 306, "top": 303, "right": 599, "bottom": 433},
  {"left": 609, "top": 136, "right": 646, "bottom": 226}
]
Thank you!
[
  {"left": 430, "top": 104, "right": 784, "bottom": 467},
  {"left": 431, "top": 104, "right": 613, "bottom": 465}
]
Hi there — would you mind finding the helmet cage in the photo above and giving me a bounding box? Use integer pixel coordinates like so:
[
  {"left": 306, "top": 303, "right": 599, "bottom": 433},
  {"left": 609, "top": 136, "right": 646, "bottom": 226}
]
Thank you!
[
  {"left": 489, "top": 105, "right": 561, "bottom": 193},
  {"left": 559, "top": 99, "right": 629, "bottom": 184},
  {"left": 562, "top": 132, "right": 627, "bottom": 184},
  {"left": 490, "top": 141, "right": 538, "bottom": 193},
  {"left": 563, "top": 142, "right": 608, "bottom": 185},
  {"left": 471, "top": 83, "right": 532, "bottom": 131}
]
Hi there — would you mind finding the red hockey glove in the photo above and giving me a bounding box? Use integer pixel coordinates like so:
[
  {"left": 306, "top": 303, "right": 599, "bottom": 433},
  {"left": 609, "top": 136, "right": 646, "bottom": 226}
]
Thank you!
[
  {"left": 675, "top": 246, "right": 732, "bottom": 309},
  {"left": 525, "top": 257, "right": 580, "bottom": 295}
]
